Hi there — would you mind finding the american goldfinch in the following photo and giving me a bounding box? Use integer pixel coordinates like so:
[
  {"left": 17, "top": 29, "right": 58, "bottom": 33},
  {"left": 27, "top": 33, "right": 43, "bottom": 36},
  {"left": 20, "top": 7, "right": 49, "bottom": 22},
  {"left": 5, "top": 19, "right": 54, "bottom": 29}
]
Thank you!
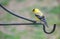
[{"left": 32, "top": 8, "right": 48, "bottom": 27}]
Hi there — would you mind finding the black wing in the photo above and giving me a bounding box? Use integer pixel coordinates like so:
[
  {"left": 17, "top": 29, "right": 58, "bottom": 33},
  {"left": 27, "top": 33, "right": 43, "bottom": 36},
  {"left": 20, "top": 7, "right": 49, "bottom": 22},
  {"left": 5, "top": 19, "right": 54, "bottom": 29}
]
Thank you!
[{"left": 35, "top": 14, "right": 48, "bottom": 27}]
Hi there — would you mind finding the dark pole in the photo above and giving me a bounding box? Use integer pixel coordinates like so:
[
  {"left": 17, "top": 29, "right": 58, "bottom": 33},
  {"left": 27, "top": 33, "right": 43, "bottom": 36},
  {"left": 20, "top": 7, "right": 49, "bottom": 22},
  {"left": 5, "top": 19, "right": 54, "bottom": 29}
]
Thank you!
[
  {"left": 0, "top": 23, "right": 43, "bottom": 26},
  {"left": 0, "top": 4, "right": 36, "bottom": 23}
]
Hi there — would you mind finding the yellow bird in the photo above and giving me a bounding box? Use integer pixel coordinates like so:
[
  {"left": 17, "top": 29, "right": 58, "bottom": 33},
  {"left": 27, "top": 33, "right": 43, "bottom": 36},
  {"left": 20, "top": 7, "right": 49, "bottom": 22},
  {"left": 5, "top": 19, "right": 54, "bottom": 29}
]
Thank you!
[{"left": 32, "top": 8, "right": 48, "bottom": 27}]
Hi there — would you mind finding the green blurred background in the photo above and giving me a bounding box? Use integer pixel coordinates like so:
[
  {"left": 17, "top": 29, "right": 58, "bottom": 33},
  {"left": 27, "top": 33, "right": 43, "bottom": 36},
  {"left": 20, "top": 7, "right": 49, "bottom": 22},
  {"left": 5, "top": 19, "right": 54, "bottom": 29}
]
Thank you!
[{"left": 0, "top": 0, "right": 60, "bottom": 39}]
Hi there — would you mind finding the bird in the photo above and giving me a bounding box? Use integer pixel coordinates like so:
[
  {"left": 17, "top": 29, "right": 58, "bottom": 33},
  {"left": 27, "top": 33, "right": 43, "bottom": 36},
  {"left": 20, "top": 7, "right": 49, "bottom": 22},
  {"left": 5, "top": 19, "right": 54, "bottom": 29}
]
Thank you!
[{"left": 32, "top": 8, "right": 48, "bottom": 27}]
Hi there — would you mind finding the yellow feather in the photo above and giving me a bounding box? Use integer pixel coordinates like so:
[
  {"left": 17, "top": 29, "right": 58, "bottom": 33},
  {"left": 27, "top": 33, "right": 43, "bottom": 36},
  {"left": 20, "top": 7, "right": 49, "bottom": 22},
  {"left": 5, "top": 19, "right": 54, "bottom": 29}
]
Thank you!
[
  {"left": 32, "top": 8, "right": 43, "bottom": 16},
  {"left": 35, "top": 17, "right": 40, "bottom": 21}
]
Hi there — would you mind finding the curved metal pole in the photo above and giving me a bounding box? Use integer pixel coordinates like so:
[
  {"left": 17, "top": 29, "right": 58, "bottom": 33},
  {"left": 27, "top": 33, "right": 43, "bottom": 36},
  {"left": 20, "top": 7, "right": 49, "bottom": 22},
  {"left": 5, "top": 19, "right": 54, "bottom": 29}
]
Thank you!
[
  {"left": 0, "top": 4, "right": 36, "bottom": 23},
  {"left": 43, "top": 24, "right": 56, "bottom": 34},
  {"left": 0, "top": 23, "right": 43, "bottom": 25}
]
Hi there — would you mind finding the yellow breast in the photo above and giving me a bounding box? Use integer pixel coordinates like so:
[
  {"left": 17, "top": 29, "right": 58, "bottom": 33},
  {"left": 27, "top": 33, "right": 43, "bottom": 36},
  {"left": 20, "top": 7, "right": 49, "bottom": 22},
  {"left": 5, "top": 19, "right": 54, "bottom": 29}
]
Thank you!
[
  {"left": 35, "top": 17, "right": 40, "bottom": 21},
  {"left": 35, "top": 11, "right": 43, "bottom": 16}
]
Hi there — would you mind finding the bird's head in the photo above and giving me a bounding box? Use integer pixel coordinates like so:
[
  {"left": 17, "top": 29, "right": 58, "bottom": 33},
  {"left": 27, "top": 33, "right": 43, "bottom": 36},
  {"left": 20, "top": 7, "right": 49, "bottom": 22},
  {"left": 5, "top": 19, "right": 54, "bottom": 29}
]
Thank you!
[{"left": 32, "top": 8, "right": 40, "bottom": 14}]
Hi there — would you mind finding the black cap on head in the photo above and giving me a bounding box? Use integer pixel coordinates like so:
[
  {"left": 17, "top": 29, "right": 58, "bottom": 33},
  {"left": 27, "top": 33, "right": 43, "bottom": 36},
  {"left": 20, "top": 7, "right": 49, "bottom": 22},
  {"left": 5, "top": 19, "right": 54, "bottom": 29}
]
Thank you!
[{"left": 32, "top": 9, "right": 35, "bottom": 12}]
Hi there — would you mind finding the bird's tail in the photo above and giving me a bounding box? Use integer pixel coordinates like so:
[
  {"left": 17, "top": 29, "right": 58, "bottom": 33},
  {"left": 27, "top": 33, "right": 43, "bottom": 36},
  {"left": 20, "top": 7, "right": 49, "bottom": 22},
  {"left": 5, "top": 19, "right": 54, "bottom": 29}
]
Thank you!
[
  {"left": 41, "top": 17, "right": 49, "bottom": 27},
  {"left": 44, "top": 21, "right": 48, "bottom": 28}
]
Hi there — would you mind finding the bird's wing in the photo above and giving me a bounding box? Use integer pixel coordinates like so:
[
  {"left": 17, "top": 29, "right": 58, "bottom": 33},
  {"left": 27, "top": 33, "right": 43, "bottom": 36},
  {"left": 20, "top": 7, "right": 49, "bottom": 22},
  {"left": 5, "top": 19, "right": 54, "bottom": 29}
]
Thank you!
[
  {"left": 35, "top": 14, "right": 48, "bottom": 27},
  {"left": 35, "top": 14, "right": 46, "bottom": 22},
  {"left": 35, "top": 14, "right": 44, "bottom": 19}
]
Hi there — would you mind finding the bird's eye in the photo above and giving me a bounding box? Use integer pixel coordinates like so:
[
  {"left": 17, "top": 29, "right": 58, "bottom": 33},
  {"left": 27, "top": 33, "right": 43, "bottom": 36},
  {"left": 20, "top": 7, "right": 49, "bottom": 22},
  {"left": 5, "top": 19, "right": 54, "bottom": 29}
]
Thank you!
[{"left": 32, "top": 9, "right": 35, "bottom": 12}]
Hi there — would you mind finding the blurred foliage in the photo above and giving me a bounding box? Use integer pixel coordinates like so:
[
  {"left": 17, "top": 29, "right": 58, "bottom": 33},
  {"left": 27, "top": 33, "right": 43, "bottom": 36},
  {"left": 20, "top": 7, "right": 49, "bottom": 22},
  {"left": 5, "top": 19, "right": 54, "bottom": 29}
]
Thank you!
[
  {"left": 3, "top": 13, "right": 17, "bottom": 22},
  {"left": 37, "top": 0, "right": 44, "bottom": 2},
  {"left": 58, "top": 36, "right": 60, "bottom": 39},
  {"left": 49, "top": 5, "right": 60, "bottom": 25},
  {"left": 5, "top": 13, "right": 14, "bottom": 21},
  {"left": 0, "top": 0, "right": 10, "bottom": 5},
  {"left": 16, "top": 0, "right": 26, "bottom": 2},
  {"left": 32, "top": 27, "right": 47, "bottom": 39},
  {"left": 50, "top": 5, "right": 60, "bottom": 14},
  {"left": 10, "top": 27, "right": 17, "bottom": 32},
  {"left": 57, "top": 21, "right": 60, "bottom": 26},
  {"left": 0, "top": 31, "right": 21, "bottom": 39}
]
